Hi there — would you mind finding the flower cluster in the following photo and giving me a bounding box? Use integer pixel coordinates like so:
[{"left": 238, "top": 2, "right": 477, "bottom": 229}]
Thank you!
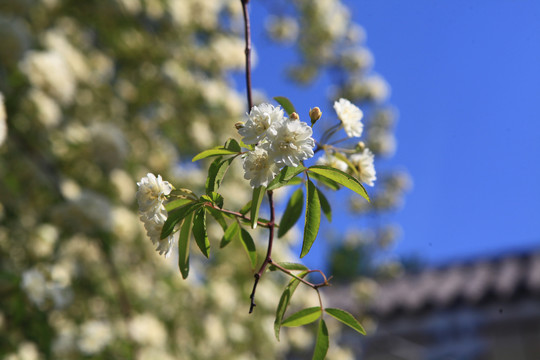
[
  {"left": 238, "top": 103, "right": 315, "bottom": 188},
  {"left": 136, "top": 173, "right": 174, "bottom": 256}
]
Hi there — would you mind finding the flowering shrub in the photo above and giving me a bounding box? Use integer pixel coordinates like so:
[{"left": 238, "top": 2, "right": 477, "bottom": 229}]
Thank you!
[{"left": 137, "top": 93, "right": 376, "bottom": 356}]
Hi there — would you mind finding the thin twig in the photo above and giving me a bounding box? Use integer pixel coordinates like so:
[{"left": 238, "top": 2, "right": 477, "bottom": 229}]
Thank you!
[
  {"left": 204, "top": 202, "right": 272, "bottom": 228},
  {"left": 249, "top": 190, "right": 275, "bottom": 313},
  {"left": 241, "top": 0, "right": 253, "bottom": 110}
]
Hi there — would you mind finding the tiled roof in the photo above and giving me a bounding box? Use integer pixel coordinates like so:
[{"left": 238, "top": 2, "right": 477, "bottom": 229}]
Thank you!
[{"left": 372, "top": 250, "right": 540, "bottom": 317}]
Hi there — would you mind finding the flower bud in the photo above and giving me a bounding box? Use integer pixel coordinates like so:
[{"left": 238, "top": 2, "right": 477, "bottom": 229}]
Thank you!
[
  {"left": 309, "top": 107, "right": 322, "bottom": 124},
  {"left": 234, "top": 122, "right": 244, "bottom": 130},
  {"left": 289, "top": 112, "right": 300, "bottom": 121},
  {"left": 355, "top": 141, "right": 366, "bottom": 151}
]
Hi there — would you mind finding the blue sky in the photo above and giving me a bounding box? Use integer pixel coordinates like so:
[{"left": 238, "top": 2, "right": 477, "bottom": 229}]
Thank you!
[{"left": 244, "top": 1, "right": 540, "bottom": 269}]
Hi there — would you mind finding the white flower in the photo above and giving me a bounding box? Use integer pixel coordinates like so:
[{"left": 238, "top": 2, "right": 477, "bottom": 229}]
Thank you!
[
  {"left": 238, "top": 103, "right": 285, "bottom": 144},
  {"left": 77, "top": 320, "right": 113, "bottom": 355},
  {"left": 334, "top": 98, "right": 363, "bottom": 138},
  {"left": 141, "top": 208, "right": 175, "bottom": 257},
  {"left": 243, "top": 145, "right": 281, "bottom": 188},
  {"left": 266, "top": 119, "right": 315, "bottom": 167},
  {"left": 21, "top": 268, "right": 47, "bottom": 306},
  {"left": 136, "top": 173, "right": 172, "bottom": 217},
  {"left": 316, "top": 152, "right": 348, "bottom": 172},
  {"left": 350, "top": 148, "right": 376, "bottom": 186}
]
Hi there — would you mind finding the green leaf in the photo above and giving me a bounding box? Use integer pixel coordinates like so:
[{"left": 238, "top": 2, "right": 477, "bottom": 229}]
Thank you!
[
  {"left": 239, "top": 227, "right": 257, "bottom": 269},
  {"left": 317, "top": 188, "right": 332, "bottom": 222},
  {"left": 207, "top": 207, "right": 227, "bottom": 230},
  {"left": 267, "top": 165, "right": 306, "bottom": 191},
  {"left": 312, "top": 319, "right": 329, "bottom": 360},
  {"left": 161, "top": 202, "right": 202, "bottom": 239},
  {"left": 301, "top": 179, "right": 321, "bottom": 258},
  {"left": 205, "top": 157, "right": 235, "bottom": 195},
  {"left": 308, "top": 172, "right": 340, "bottom": 191},
  {"left": 165, "top": 198, "right": 192, "bottom": 212},
  {"left": 281, "top": 307, "right": 322, "bottom": 327},
  {"left": 278, "top": 188, "right": 304, "bottom": 238},
  {"left": 201, "top": 192, "right": 224, "bottom": 209},
  {"left": 178, "top": 212, "right": 194, "bottom": 279},
  {"left": 268, "top": 262, "right": 308, "bottom": 272},
  {"left": 274, "top": 271, "right": 308, "bottom": 341},
  {"left": 325, "top": 308, "right": 366, "bottom": 335},
  {"left": 250, "top": 186, "right": 266, "bottom": 229},
  {"left": 223, "top": 138, "right": 241, "bottom": 152},
  {"left": 333, "top": 151, "right": 359, "bottom": 176},
  {"left": 308, "top": 165, "right": 369, "bottom": 201},
  {"left": 273, "top": 96, "right": 296, "bottom": 116},
  {"left": 192, "top": 208, "right": 210, "bottom": 258},
  {"left": 192, "top": 147, "right": 239, "bottom": 162},
  {"left": 220, "top": 220, "right": 239, "bottom": 248},
  {"left": 239, "top": 200, "right": 252, "bottom": 215}
]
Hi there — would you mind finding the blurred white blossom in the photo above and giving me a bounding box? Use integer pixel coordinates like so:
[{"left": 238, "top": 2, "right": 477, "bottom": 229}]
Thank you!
[
  {"left": 334, "top": 98, "right": 363, "bottom": 138},
  {"left": 77, "top": 320, "right": 113, "bottom": 355},
  {"left": 350, "top": 148, "right": 376, "bottom": 186},
  {"left": 317, "top": 152, "right": 348, "bottom": 172}
]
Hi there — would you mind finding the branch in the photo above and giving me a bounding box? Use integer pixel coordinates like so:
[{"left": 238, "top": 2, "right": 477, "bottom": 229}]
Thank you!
[
  {"left": 204, "top": 202, "right": 272, "bottom": 228},
  {"left": 241, "top": 0, "right": 253, "bottom": 110},
  {"left": 249, "top": 190, "right": 275, "bottom": 313}
]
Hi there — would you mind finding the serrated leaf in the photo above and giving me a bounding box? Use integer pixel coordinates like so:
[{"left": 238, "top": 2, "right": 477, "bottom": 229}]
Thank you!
[
  {"left": 274, "top": 271, "right": 308, "bottom": 341},
  {"left": 178, "top": 212, "right": 193, "bottom": 279},
  {"left": 192, "top": 147, "right": 238, "bottom": 162},
  {"left": 239, "top": 227, "right": 257, "bottom": 269},
  {"left": 273, "top": 96, "right": 296, "bottom": 116},
  {"left": 192, "top": 208, "right": 210, "bottom": 258},
  {"left": 250, "top": 186, "right": 266, "bottom": 229},
  {"left": 281, "top": 307, "right": 321, "bottom": 327},
  {"left": 301, "top": 179, "right": 321, "bottom": 258},
  {"left": 308, "top": 165, "right": 369, "bottom": 201},
  {"left": 317, "top": 188, "right": 332, "bottom": 222},
  {"left": 223, "top": 138, "right": 241, "bottom": 152},
  {"left": 165, "top": 198, "right": 192, "bottom": 212},
  {"left": 278, "top": 188, "right": 304, "bottom": 238},
  {"left": 325, "top": 308, "right": 366, "bottom": 335},
  {"left": 220, "top": 220, "right": 239, "bottom": 248},
  {"left": 312, "top": 319, "right": 329, "bottom": 360},
  {"left": 269, "top": 262, "right": 309, "bottom": 272},
  {"left": 161, "top": 202, "right": 202, "bottom": 239},
  {"left": 267, "top": 165, "right": 306, "bottom": 191},
  {"left": 205, "top": 156, "right": 235, "bottom": 195},
  {"left": 308, "top": 172, "right": 340, "bottom": 191}
]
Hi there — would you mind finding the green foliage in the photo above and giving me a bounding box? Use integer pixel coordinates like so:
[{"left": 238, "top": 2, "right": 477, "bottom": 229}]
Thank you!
[
  {"left": 192, "top": 208, "right": 210, "bottom": 258},
  {"left": 178, "top": 212, "right": 194, "bottom": 279},
  {"left": 205, "top": 156, "right": 236, "bottom": 195},
  {"left": 313, "top": 319, "right": 330, "bottom": 360},
  {"left": 301, "top": 179, "right": 321, "bottom": 258},
  {"left": 281, "top": 307, "right": 322, "bottom": 327},
  {"left": 250, "top": 186, "right": 266, "bottom": 229},
  {"left": 267, "top": 165, "right": 306, "bottom": 191},
  {"left": 239, "top": 226, "right": 257, "bottom": 269},
  {"left": 309, "top": 165, "right": 370, "bottom": 201},
  {"left": 273, "top": 96, "right": 297, "bottom": 116},
  {"left": 161, "top": 201, "right": 203, "bottom": 239},
  {"left": 325, "top": 308, "right": 366, "bottom": 335},
  {"left": 278, "top": 187, "right": 304, "bottom": 238},
  {"left": 274, "top": 272, "right": 308, "bottom": 341}
]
